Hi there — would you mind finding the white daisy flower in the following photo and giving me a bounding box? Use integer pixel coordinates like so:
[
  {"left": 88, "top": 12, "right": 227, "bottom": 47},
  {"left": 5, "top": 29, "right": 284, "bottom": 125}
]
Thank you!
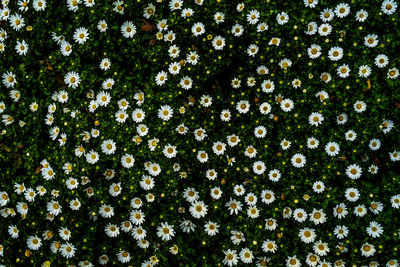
[
  {"left": 86, "top": 150, "right": 99, "bottom": 164},
  {"left": 168, "top": 61, "right": 181, "bottom": 75},
  {"left": 64, "top": 71, "right": 81, "bottom": 89},
  {"left": 247, "top": 9, "right": 260, "bottom": 24},
  {"left": 121, "top": 154, "right": 135, "bottom": 168},
  {"left": 176, "top": 123, "right": 188, "bottom": 135},
  {"left": 200, "top": 95, "right": 212, "bottom": 107},
  {"left": 148, "top": 162, "right": 161, "bottom": 176},
  {"left": 163, "top": 144, "right": 177, "bottom": 158},
  {"left": 355, "top": 9, "right": 368, "bottom": 22},
  {"left": 325, "top": 142, "right": 340, "bottom": 156},
  {"left": 102, "top": 78, "right": 114, "bottom": 90},
  {"left": 299, "top": 228, "right": 316, "bottom": 244},
  {"left": 307, "top": 137, "right": 319, "bottom": 149},
  {"left": 236, "top": 2, "right": 245, "bottom": 12},
  {"left": 186, "top": 51, "right": 199, "bottom": 64},
  {"left": 388, "top": 67, "right": 400, "bottom": 79},
  {"left": 73, "top": 27, "right": 89, "bottom": 44},
  {"left": 27, "top": 236, "right": 42, "bottom": 250},
  {"left": 360, "top": 243, "right": 376, "bottom": 257},
  {"left": 257, "top": 22, "right": 268, "bottom": 32},
  {"left": 390, "top": 194, "right": 400, "bottom": 209},
  {"left": 130, "top": 209, "right": 145, "bottom": 225},
  {"left": 8, "top": 225, "right": 19, "bottom": 238},
  {"left": 337, "top": 64, "right": 351, "bottom": 78},
  {"left": 354, "top": 100, "right": 367, "bottom": 113},
  {"left": 320, "top": 8, "right": 334, "bottom": 22},
  {"left": 345, "top": 164, "right": 362, "bottom": 179},
  {"left": 374, "top": 54, "right": 389, "bottom": 68},
  {"left": 191, "top": 22, "right": 205, "bottom": 36},
  {"left": 69, "top": 198, "right": 81, "bottom": 210},
  {"left": 97, "top": 20, "right": 108, "bottom": 32},
  {"left": 369, "top": 139, "right": 381, "bottom": 151},
  {"left": 214, "top": 12, "right": 225, "bottom": 24},
  {"left": 157, "top": 222, "right": 175, "bottom": 241},
  {"left": 210, "top": 187, "right": 222, "bottom": 200},
  {"left": 236, "top": 100, "right": 250, "bottom": 114},
  {"left": 306, "top": 21, "right": 318, "bottom": 35},
  {"left": 293, "top": 208, "right": 308, "bottom": 222},
  {"left": 47, "top": 200, "right": 62, "bottom": 216},
  {"left": 115, "top": 99, "right": 129, "bottom": 111},
  {"left": 204, "top": 221, "right": 219, "bottom": 236},
  {"left": 333, "top": 203, "right": 348, "bottom": 219},
  {"left": 239, "top": 247, "right": 254, "bottom": 263},
  {"left": 261, "top": 79, "right": 275, "bottom": 93},
  {"left": 169, "top": 0, "right": 183, "bottom": 10},
  {"left": 155, "top": 71, "right": 168, "bottom": 86},
  {"left": 226, "top": 198, "right": 242, "bottom": 215},
  {"left": 254, "top": 126, "right": 267, "bottom": 138},
  {"left": 96, "top": 91, "right": 111, "bottom": 107},
  {"left": 364, "top": 34, "right": 379, "bottom": 48},
  {"left": 157, "top": 105, "right": 173, "bottom": 121},
  {"left": 312, "top": 181, "right": 325, "bottom": 193},
  {"left": 280, "top": 99, "right": 294, "bottom": 112},
  {"left": 168, "top": 45, "right": 180, "bottom": 58},
  {"left": 318, "top": 23, "right": 332, "bottom": 36},
  {"left": 344, "top": 187, "right": 360, "bottom": 202},
  {"left": 262, "top": 239, "right": 278, "bottom": 253},
  {"left": 308, "top": 44, "right": 321, "bottom": 59},
  {"left": 269, "top": 37, "right": 281, "bottom": 45},
  {"left": 358, "top": 65, "right": 371, "bottom": 77},
  {"left": 143, "top": 3, "right": 155, "bottom": 18},
  {"left": 140, "top": 175, "right": 154, "bottom": 190},
  {"left": 99, "top": 58, "right": 111, "bottom": 71},
  {"left": 247, "top": 44, "right": 259, "bottom": 57},
  {"left": 223, "top": 249, "right": 238, "bottom": 266},
  {"left": 197, "top": 151, "right": 209, "bottom": 163},
  {"left": 276, "top": 12, "right": 289, "bottom": 25},
  {"left": 309, "top": 112, "right": 324, "bottom": 126},
  {"left": 389, "top": 151, "right": 400, "bottom": 161},
  {"left": 354, "top": 204, "right": 367, "bottom": 217},
  {"left": 313, "top": 240, "right": 330, "bottom": 256},
  {"left": 2, "top": 71, "right": 17, "bottom": 88},
  {"left": 117, "top": 251, "right": 131, "bottom": 263},
  {"left": 181, "top": 8, "right": 194, "bottom": 17},
  {"left": 180, "top": 76, "right": 193, "bottom": 90},
  {"left": 369, "top": 201, "right": 384, "bottom": 214},
  {"left": 366, "top": 221, "right": 384, "bottom": 238},
  {"left": 121, "top": 21, "right": 136, "bottom": 38},
  {"left": 335, "top": 2, "right": 351, "bottom": 18},
  {"left": 9, "top": 13, "right": 25, "bottom": 31},
  {"left": 0, "top": 42, "right": 5, "bottom": 53},
  {"left": 253, "top": 161, "right": 266, "bottom": 175},
  {"left": 291, "top": 153, "right": 306, "bottom": 168},
  {"left": 328, "top": 46, "right": 343, "bottom": 61},
  {"left": 279, "top": 58, "right": 292, "bottom": 69},
  {"left": 15, "top": 40, "right": 28, "bottom": 55},
  {"left": 219, "top": 109, "right": 231, "bottom": 121},
  {"left": 244, "top": 193, "right": 257, "bottom": 206},
  {"left": 65, "top": 177, "right": 78, "bottom": 190},
  {"left": 334, "top": 225, "right": 349, "bottom": 239},
  {"left": 381, "top": 0, "right": 398, "bottom": 15},
  {"left": 212, "top": 35, "right": 225, "bottom": 50},
  {"left": 368, "top": 164, "right": 379, "bottom": 174}
]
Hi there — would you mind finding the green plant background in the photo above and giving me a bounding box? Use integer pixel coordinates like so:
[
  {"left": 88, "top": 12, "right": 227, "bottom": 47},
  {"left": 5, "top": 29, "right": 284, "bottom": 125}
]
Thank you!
[{"left": 0, "top": 0, "right": 400, "bottom": 266}]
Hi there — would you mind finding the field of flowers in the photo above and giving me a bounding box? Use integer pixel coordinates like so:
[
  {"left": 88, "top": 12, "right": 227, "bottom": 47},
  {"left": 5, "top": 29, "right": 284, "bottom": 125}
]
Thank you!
[{"left": 1, "top": 0, "right": 400, "bottom": 266}]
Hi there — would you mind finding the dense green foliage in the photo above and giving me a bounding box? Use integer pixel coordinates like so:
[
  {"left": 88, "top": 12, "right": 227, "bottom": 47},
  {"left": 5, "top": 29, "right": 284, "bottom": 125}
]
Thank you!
[{"left": 0, "top": 0, "right": 400, "bottom": 266}]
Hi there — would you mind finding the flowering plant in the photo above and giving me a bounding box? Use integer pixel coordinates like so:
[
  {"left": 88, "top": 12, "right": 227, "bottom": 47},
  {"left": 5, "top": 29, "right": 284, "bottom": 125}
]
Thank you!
[{"left": 0, "top": 0, "right": 400, "bottom": 266}]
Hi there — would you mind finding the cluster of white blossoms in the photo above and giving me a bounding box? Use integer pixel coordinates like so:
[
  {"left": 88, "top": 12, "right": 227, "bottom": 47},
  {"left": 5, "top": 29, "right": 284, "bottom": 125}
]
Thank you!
[{"left": 0, "top": 0, "right": 400, "bottom": 266}]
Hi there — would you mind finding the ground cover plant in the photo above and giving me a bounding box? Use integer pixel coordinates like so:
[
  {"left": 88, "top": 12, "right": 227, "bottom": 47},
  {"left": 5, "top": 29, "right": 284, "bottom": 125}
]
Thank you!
[{"left": 0, "top": 0, "right": 400, "bottom": 266}]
